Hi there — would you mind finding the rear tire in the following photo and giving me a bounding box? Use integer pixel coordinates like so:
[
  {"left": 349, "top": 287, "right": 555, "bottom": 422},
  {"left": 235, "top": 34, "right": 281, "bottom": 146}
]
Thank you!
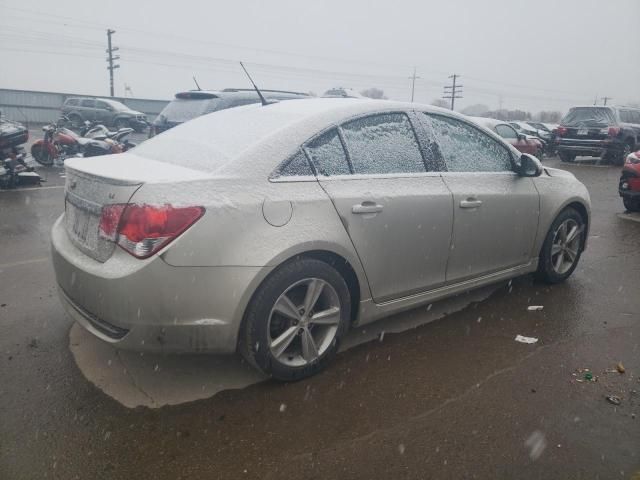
[
  {"left": 558, "top": 151, "right": 575, "bottom": 163},
  {"left": 623, "top": 196, "right": 640, "bottom": 212},
  {"left": 535, "top": 207, "right": 586, "bottom": 284},
  {"left": 30, "top": 144, "right": 54, "bottom": 166},
  {"left": 615, "top": 142, "right": 633, "bottom": 167},
  {"left": 240, "top": 258, "right": 351, "bottom": 381}
]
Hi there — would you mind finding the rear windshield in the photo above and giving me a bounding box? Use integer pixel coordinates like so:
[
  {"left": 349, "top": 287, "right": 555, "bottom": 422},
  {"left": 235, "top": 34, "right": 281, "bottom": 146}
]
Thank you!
[
  {"left": 158, "top": 98, "right": 218, "bottom": 123},
  {"left": 133, "top": 103, "right": 303, "bottom": 173},
  {"left": 561, "top": 107, "right": 616, "bottom": 127}
]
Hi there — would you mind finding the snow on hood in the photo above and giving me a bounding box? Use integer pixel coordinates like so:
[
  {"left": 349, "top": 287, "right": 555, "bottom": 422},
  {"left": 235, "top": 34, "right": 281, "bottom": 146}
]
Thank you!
[
  {"left": 543, "top": 167, "right": 576, "bottom": 178},
  {"left": 64, "top": 153, "right": 208, "bottom": 184}
]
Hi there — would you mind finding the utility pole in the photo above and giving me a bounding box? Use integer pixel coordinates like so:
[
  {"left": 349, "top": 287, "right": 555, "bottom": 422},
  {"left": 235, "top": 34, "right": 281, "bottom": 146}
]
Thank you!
[
  {"left": 106, "top": 29, "right": 120, "bottom": 97},
  {"left": 443, "top": 74, "right": 463, "bottom": 111},
  {"left": 409, "top": 67, "right": 420, "bottom": 102},
  {"left": 602, "top": 96, "right": 612, "bottom": 106}
]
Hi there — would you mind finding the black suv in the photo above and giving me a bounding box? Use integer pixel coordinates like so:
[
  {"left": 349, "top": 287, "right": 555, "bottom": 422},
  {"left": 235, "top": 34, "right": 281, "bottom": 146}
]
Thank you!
[
  {"left": 149, "top": 88, "right": 310, "bottom": 137},
  {"left": 62, "top": 97, "right": 149, "bottom": 132},
  {"left": 555, "top": 106, "right": 640, "bottom": 165}
]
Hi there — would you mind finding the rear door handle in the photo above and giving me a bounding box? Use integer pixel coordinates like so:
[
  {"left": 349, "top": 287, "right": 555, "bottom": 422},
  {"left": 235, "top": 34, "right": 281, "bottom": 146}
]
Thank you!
[
  {"left": 459, "top": 198, "right": 483, "bottom": 209},
  {"left": 352, "top": 202, "right": 384, "bottom": 214}
]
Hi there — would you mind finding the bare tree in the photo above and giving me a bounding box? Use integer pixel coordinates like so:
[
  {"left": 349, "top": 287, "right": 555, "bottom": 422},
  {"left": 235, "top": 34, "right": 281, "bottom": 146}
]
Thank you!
[
  {"left": 461, "top": 104, "right": 490, "bottom": 116},
  {"left": 431, "top": 99, "right": 449, "bottom": 108},
  {"left": 360, "top": 88, "right": 387, "bottom": 99}
]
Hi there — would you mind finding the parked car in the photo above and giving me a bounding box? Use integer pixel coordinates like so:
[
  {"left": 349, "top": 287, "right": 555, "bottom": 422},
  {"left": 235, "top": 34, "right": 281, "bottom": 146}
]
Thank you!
[
  {"left": 52, "top": 98, "right": 590, "bottom": 381},
  {"left": 555, "top": 106, "right": 640, "bottom": 165},
  {"left": 62, "top": 97, "right": 149, "bottom": 132},
  {"left": 322, "top": 87, "right": 366, "bottom": 98},
  {"left": 149, "top": 88, "right": 310, "bottom": 137},
  {"left": 469, "top": 117, "right": 544, "bottom": 157},
  {"left": 619, "top": 150, "right": 640, "bottom": 212}
]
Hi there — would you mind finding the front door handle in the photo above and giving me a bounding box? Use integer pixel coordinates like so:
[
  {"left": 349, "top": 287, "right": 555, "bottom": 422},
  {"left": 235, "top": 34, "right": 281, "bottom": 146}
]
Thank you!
[
  {"left": 352, "top": 202, "right": 384, "bottom": 214},
  {"left": 459, "top": 198, "right": 483, "bottom": 209}
]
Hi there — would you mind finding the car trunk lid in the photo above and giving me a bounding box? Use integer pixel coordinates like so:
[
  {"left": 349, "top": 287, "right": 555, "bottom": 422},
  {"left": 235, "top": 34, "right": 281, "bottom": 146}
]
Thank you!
[{"left": 63, "top": 153, "right": 206, "bottom": 262}]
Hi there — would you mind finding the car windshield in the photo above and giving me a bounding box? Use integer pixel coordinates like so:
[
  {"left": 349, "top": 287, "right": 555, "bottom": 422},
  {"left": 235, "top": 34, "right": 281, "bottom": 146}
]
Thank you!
[
  {"left": 561, "top": 107, "right": 616, "bottom": 127},
  {"left": 158, "top": 98, "right": 217, "bottom": 123}
]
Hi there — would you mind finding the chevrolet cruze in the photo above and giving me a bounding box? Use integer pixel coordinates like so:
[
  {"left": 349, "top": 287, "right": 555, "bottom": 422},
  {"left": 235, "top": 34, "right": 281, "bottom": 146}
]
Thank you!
[{"left": 52, "top": 98, "right": 591, "bottom": 380}]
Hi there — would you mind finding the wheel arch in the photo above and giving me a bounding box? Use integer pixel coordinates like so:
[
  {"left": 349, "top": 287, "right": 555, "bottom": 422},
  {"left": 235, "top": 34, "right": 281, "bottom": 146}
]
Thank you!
[
  {"left": 552, "top": 200, "right": 591, "bottom": 252},
  {"left": 235, "top": 247, "right": 366, "bottom": 353}
]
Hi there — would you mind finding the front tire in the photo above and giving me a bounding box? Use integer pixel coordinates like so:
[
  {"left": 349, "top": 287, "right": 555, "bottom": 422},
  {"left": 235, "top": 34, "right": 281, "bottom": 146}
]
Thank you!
[
  {"left": 30, "top": 144, "right": 54, "bottom": 166},
  {"left": 623, "top": 196, "right": 640, "bottom": 212},
  {"left": 535, "top": 208, "right": 586, "bottom": 284},
  {"left": 558, "top": 151, "right": 575, "bottom": 163},
  {"left": 240, "top": 258, "right": 351, "bottom": 381}
]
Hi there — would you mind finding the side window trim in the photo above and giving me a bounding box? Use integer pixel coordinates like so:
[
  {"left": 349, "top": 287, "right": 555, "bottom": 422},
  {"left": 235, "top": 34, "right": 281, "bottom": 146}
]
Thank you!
[
  {"left": 410, "top": 110, "right": 447, "bottom": 172},
  {"left": 335, "top": 127, "right": 355, "bottom": 174}
]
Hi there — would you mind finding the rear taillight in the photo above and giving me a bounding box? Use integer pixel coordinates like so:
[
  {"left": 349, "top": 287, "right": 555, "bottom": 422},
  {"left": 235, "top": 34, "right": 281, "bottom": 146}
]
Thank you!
[
  {"left": 600, "top": 126, "right": 621, "bottom": 136},
  {"left": 555, "top": 126, "right": 568, "bottom": 136},
  {"left": 99, "top": 204, "right": 205, "bottom": 259}
]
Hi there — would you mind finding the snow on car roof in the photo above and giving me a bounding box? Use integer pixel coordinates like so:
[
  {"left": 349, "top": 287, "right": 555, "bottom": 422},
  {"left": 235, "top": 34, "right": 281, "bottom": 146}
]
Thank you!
[{"left": 133, "top": 98, "right": 451, "bottom": 176}]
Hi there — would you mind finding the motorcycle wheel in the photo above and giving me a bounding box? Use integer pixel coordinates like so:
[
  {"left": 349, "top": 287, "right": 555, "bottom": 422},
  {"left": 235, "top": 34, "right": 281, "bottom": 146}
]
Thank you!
[{"left": 31, "top": 144, "right": 54, "bottom": 166}]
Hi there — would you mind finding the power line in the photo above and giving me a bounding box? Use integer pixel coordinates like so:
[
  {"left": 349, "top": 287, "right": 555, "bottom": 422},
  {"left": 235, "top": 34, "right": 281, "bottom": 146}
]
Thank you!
[{"left": 442, "top": 74, "right": 463, "bottom": 111}]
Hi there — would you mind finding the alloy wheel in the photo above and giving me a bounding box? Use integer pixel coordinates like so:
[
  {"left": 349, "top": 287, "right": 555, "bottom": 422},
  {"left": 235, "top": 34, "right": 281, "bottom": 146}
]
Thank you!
[
  {"left": 267, "top": 278, "right": 341, "bottom": 367},
  {"left": 551, "top": 219, "right": 582, "bottom": 275}
]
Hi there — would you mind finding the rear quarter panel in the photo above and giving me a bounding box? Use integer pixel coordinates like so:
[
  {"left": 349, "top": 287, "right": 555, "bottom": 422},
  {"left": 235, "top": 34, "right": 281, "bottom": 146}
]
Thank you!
[{"left": 130, "top": 177, "right": 372, "bottom": 301}]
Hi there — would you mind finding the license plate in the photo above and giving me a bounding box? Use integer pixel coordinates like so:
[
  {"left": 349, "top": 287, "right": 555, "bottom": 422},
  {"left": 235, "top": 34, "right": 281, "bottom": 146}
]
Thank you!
[
  {"left": 65, "top": 201, "right": 98, "bottom": 247},
  {"left": 577, "top": 128, "right": 589, "bottom": 135}
]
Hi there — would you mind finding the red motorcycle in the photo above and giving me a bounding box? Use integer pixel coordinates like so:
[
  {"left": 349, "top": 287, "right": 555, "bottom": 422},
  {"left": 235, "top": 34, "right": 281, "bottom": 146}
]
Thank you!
[
  {"left": 619, "top": 150, "right": 640, "bottom": 212},
  {"left": 30, "top": 118, "right": 127, "bottom": 166}
]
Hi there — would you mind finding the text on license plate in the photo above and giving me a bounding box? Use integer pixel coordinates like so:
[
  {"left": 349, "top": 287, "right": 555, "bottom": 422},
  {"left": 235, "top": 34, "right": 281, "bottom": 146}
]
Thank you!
[
  {"left": 577, "top": 128, "right": 589, "bottom": 135},
  {"left": 66, "top": 202, "right": 96, "bottom": 245}
]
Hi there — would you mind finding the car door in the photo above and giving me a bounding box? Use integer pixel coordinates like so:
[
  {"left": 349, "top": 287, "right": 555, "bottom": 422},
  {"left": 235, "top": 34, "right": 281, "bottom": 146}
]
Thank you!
[
  {"left": 80, "top": 99, "right": 96, "bottom": 121},
  {"left": 94, "top": 100, "right": 112, "bottom": 124},
  {"left": 422, "top": 113, "right": 540, "bottom": 283},
  {"left": 305, "top": 112, "right": 453, "bottom": 303}
]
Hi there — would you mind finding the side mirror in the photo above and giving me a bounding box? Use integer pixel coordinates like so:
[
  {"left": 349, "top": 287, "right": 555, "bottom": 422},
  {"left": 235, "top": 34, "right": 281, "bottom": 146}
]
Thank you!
[
  {"left": 517, "top": 154, "right": 543, "bottom": 177},
  {"left": 517, "top": 133, "right": 526, "bottom": 141}
]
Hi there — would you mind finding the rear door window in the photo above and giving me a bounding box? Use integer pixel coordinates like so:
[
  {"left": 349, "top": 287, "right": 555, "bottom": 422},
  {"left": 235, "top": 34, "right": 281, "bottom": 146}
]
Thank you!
[
  {"left": 425, "top": 114, "right": 513, "bottom": 172},
  {"left": 340, "top": 113, "right": 426, "bottom": 175},
  {"left": 304, "top": 129, "right": 351, "bottom": 176}
]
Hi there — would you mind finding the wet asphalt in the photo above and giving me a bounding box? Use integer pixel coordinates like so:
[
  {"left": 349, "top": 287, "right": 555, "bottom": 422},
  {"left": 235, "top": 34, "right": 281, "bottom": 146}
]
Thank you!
[{"left": 0, "top": 155, "right": 639, "bottom": 479}]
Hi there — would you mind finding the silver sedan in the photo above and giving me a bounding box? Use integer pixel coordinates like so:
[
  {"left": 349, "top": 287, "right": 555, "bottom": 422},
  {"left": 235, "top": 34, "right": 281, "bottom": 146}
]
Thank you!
[{"left": 51, "top": 98, "right": 591, "bottom": 380}]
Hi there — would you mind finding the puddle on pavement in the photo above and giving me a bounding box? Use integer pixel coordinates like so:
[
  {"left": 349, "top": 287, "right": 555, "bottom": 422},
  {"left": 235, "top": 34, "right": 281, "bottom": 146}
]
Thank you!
[{"left": 70, "top": 285, "right": 499, "bottom": 408}]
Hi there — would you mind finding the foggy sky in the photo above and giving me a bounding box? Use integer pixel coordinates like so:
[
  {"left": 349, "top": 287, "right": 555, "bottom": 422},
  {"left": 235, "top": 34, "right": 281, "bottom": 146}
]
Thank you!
[{"left": 1, "top": 0, "right": 639, "bottom": 114}]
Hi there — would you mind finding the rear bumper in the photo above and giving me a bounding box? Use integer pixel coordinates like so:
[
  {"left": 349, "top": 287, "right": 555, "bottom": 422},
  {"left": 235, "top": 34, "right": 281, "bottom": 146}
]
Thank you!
[
  {"left": 556, "top": 138, "right": 623, "bottom": 157},
  {"left": 51, "top": 215, "right": 271, "bottom": 354}
]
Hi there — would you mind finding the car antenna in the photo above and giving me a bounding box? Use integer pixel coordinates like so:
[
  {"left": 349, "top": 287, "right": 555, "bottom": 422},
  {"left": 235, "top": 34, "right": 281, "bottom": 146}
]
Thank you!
[
  {"left": 192, "top": 76, "right": 202, "bottom": 91},
  {"left": 239, "top": 62, "right": 275, "bottom": 106}
]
